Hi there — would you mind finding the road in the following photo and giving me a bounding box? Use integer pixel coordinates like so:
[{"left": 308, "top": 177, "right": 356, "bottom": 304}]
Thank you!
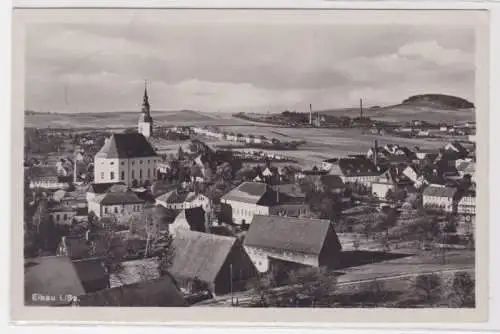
[{"left": 194, "top": 266, "right": 474, "bottom": 307}]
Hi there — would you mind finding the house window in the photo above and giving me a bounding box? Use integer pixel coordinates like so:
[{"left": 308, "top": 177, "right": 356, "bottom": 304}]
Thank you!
[
  {"left": 140, "top": 161, "right": 143, "bottom": 164},
  {"left": 104, "top": 207, "right": 109, "bottom": 214},
  {"left": 110, "top": 162, "right": 114, "bottom": 165},
  {"left": 153, "top": 169, "right": 156, "bottom": 177},
  {"left": 114, "top": 207, "right": 118, "bottom": 214},
  {"left": 148, "top": 169, "right": 151, "bottom": 178},
  {"left": 121, "top": 171, "right": 125, "bottom": 180},
  {"left": 148, "top": 160, "right": 150, "bottom": 164},
  {"left": 140, "top": 170, "right": 143, "bottom": 179},
  {"left": 132, "top": 161, "right": 135, "bottom": 165},
  {"left": 121, "top": 162, "right": 125, "bottom": 165},
  {"left": 110, "top": 172, "right": 115, "bottom": 180},
  {"left": 63, "top": 214, "right": 67, "bottom": 220},
  {"left": 56, "top": 214, "right": 60, "bottom": 221},
  {"left": 131, "top": 171, "right": 135, "bottom": 179},
  {"left": 100, "top": 172, "right": 104, "bottom": 179}
]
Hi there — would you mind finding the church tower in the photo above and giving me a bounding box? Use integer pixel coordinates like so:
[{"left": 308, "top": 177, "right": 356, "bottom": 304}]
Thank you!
[{"left": 138, "top": 81, "right": 153, "bottom": 138}]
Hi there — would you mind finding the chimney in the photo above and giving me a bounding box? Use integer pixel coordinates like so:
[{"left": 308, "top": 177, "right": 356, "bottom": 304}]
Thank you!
[
  {"left": 309, "top": 104, "right": 312, "bottom": 125},
  {"left": 373, "top": 140, "right": 378, "bottom": 166},
  {"left": 360, "top": 98, "right": 363, "bottom": 119}
]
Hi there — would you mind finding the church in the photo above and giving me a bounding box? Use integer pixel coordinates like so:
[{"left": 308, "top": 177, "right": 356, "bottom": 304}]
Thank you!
[{"left": 93, "top": 83, "right": 159, "bottom": 187}]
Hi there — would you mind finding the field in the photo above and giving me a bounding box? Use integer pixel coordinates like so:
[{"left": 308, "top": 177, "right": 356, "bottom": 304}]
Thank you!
[
  {"left": 26, "top": 106, "right": 470, "bottom": 166},
  {"left": 319, "top": 104, "right": 475, "bottom": 123}
]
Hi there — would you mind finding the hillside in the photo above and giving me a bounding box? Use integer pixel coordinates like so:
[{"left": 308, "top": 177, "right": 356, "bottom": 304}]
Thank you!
[
  {"left": 402, "top": 94, "right": 474, "bottom": 110},
  {"left": 24, "top": 109, "right": 235, "bottom": 129}
]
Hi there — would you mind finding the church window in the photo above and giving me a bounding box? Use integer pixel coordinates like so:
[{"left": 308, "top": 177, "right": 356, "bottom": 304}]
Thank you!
[
  {"left": 121, "top": 171, "right": 125, "bottom": 180},
  {"left": 110, "top": 172, "right": 115, "bottom": 180},
  {"left": 148, "top": 169, "right": 151, "bottom": 178},
  {"left": 148, "top": 160, "right": 150, "bottom": 164},
  {"left": 140, "top": 161, "right": 143, "bottom": 164},
  {"left": 63, "top": 214, "right": 67, "bottom": 220},
  {"left": 131, "top": 171, "right": 135, "bottom": 179},
  {"left": 121, "top": 162, "right": 125, "bottom": 165},
  {"left": 100, "top": 172, "right": 104, "bottom": 180},
  {"left": 132, "top": 161, "right": 135, "bottom": 165},
  {"left": 140, "top": 170, "right": 143, "bottom": 179},
  {"left": 114, "top": 207, "right": 118, "bottom": 214}
]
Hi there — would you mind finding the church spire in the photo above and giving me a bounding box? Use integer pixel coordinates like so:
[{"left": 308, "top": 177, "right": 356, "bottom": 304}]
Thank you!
[{"left": 141, "top": 80, "right": 150, "bottom": 115}]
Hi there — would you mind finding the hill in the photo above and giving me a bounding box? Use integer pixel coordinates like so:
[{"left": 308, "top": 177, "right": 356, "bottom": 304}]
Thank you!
[
  {"left": 401, "top": 94, "right": 474, "bottom": 109},
  {"left": 317, "top": 94, "right": 475, "bottom": 123},
  {"left": 24, "top": 109, "right": 229, "bottom": 129}
]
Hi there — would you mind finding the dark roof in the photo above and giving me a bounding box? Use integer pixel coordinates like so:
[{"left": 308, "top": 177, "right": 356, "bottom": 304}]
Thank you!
[
  {"left": 96, "top": 191, "right": 144, "bottom": 205},
  {"left": 25, "top": 256, "right": 85, "bottom": 306},
  {"left": 77, "top": 276, "right": 187, "bottom": 307},
  {"left": 72, "top": 258, "right": 109, "bottom": 291},
  {"left": 87, "top": 182, "right": 126, "bottom": 194},
  {"left": 170, "top": 230, "right": 236, "bottom": 283},
  {"left": 173, "top": 207, "right": 207, "bottom": 232},
  {"left": 320, "top": 175, "right": 346, "bottom": 189},
  {"left": 271, "top": 184, "right": 306, "bottom": 198},
  {"left": 221, "top": 182, "right": 278, "bottom": 205},
  {"left": 62, "top": 237, "right": 92, "bottom": 260},
  {"left": 95, "top": 133, "right": 157, "bottom": 159},
  {"left": 244, "top": 215, "right": 341, "bottom": 255},
  {"left": 338, "top": 157, "right": 379, "bottom": 177},
  {"left": 156, "top": 190, "right": 202, "bottom": 204},
  {"left": 422, "top": 185, "right": 458, "bottom": 198}
]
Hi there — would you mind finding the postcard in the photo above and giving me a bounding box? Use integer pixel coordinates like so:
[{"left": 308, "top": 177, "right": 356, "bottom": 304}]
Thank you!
[{"left": 11, "top": 7, "right": 490, "bottom": 324}]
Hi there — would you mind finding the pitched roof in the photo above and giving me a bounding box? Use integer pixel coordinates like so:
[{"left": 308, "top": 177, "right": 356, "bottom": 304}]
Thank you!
[
  {"left": 170, "top": 230, "right": 236, "bottom": 283},
  {"left": 244, "top": 215, "right": 340, "bottom": 255},
  {"left": 62, "top": 237, "right": 92, "bottom": 260},
  {"left": 96, "top": 191, "right": 144, "bottom": 205},
  {"left": 320, "top": 175, "right": 346, "bottom": 189},
  {"left": 95, "top": 133, "right": 157, "bottom": 159},
  {"left": 72, "top": 258, "right": 109, "bottom": 290},
  {"left": 24, "top": 256, "right": 85, "bottom": 306},
  {"left": 28, "top": 166, "right": 58, "bottom": 178},
  {"left": 221, "top": 182, "right": 278, "bottom": 205},
  {"left": 173, "top": 207, "right": 207, "bottom": 232},
  {"left": 87, "top": 182, "right": 126, "bottom": 194},
  {"left": 110, "top": 257, "right": 159, "bottom": 287},
  {"left": 77, "top": 275, "right": 187, "bottom": 307},
  {"left": 422, "top": 185, "right": 458, "bottom": 198},
  {"left": 338, "top": 157, "right": 379, "bottom": 177}
]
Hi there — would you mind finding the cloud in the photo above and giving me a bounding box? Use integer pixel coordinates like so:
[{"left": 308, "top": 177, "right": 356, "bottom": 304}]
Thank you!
[{"left": 24, "top": 22, "right": 476, "bottom": 113}]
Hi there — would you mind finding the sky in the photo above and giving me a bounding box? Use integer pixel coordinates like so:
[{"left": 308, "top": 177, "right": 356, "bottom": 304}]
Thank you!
[{"left": 25, "top": 19, "right": 476, "bottom": 114}]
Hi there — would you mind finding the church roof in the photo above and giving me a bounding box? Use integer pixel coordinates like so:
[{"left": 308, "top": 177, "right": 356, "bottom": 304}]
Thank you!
[{"left": 95, "top": 133, "right": 157, "bottom": 159}]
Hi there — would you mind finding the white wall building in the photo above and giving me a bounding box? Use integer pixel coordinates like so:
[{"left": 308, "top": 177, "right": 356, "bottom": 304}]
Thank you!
[{"left": 94, "top": 133, "right": 160, "bottom": 187}]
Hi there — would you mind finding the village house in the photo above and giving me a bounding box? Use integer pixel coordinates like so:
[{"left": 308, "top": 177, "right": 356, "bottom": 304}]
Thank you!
[
  {"left": 243, "top": 215, "right": 342, "bottom": 273},
  {"left": 457, "top": 190, "right": 476, "bottom": 216},
  {"left": 221, "top": 182, "right": 309, "bottom": 225},
  {"left": 327, "top": 157, "right": 380, "bottom": 187},
  {"left": 170, "top": 207, "right": 209, "bottom": 235},
  {"left": 422, "top": 185, "right": 459, "bottom": 213},
  {"left": 72, "top": 257, "right": 110, "bottom": 294},
  {"left": 28, "top": 166, "right": 70, "bottom": 190},
  {"left": 444, "top": 141, "right": 469, "bottom": 160},
  {"left": 169, "top": 230, "right": 258, "bottom": 296},
  {"left": 78, "top": 275, "right": 187, "bottom": 307},
  {"left": 88, "top": 190, "right": 145, "bottom": 220},
  {"left": 371, "top": 166, "right": 413, "bottom": 200},
  {"left": 93, "top": 133, "right": 161, "bottom": 187},
  {"left": 49, "top": 205, "right": 77, "bottom": 226},
  {"left": 155, "top": 190, "right": 211, "bottom": 211},
  {"left": 86, "top": 182, "right": 127, "bottom": 202},
  {"left": 24, "top": 256, "right": 85, "bottom": 306}
]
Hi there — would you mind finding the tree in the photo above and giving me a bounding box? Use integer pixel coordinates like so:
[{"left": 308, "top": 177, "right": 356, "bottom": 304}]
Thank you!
[
  {"left": 287, "top": 267, "right": 336, "bottom": 307},
  {"left": 448, "top": 271, "right": 475, "bottom": 307},
  {"left": 365, "top": 279, "right": 389, "bottom": 306},
  {"left": 415, "top": 273, "right": 442, "bottom": 304},
  {"left": 157, "top": 232, "right": 176, "bottom": 276},
  {"left": 245, "top": 271, "right": 278, "bottom": 307},
  {"left": 385, "top": 189, "right": 394, "bottom": 202},
  {"left": 98, "top": 227, "right": 126, "bottom": 276}
]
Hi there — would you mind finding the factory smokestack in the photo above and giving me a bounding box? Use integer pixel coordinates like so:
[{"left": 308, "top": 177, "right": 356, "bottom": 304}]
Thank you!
[
  {"left": 360, "top": 98, "right": 363, "bottom": 119},
  {"left": 309, "top": 104, "right": 312, "bottom": 125}
]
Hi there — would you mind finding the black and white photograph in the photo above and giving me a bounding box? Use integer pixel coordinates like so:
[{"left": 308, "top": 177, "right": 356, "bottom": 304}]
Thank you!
[{"left": 12, "top": 8, "right": 489, "bottom": 321}]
